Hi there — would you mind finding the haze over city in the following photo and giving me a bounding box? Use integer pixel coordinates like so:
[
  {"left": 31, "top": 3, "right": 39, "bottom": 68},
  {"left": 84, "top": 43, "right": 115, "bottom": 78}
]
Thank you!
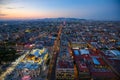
[{"left": 0, "top": 0, "right": 120, "bottom": 20}]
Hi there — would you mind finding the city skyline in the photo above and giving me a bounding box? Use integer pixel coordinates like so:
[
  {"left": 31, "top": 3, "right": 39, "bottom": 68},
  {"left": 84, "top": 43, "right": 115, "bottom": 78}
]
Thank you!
[{"left": 0, "top": 0, "right": 120, "bottom": 20}]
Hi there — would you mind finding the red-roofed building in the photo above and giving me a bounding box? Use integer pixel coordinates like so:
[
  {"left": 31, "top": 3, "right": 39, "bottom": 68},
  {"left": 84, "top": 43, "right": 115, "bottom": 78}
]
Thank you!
[
  {"left": 91, "top": 72, "right": 117, "bottom": 80},
  {"left": 22, "top": 75, "right": 31, "bottom": 80}
]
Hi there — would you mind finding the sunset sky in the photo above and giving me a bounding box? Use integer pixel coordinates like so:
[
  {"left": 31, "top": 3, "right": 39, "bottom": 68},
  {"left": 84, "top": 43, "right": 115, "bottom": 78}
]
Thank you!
[{"left": 0, "top": 0, "right": 120, "bottom": 20}]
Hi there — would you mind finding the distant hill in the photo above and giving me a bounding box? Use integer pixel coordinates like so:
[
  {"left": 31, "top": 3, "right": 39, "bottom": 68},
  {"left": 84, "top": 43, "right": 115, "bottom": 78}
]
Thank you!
[{"left": 37, "top": 18, "right": 86, "bottom": 22}]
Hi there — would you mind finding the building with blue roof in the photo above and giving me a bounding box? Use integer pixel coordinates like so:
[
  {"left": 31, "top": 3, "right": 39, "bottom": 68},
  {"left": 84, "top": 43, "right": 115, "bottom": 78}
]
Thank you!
[{"left": 92, "top": 57, "right": 100, "bottom": 65}]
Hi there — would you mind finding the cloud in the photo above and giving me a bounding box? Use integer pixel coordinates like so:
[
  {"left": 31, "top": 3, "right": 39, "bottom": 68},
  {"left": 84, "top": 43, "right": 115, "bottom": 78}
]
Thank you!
[
  {"left": 0, "top": 14, "right": 7, "bottom": 16},
  {"left": 5, "top": 7, "right": 24, "bottom": 9},
  {"left": 6, "top": 7, "right": 15, "bottom": 9}
]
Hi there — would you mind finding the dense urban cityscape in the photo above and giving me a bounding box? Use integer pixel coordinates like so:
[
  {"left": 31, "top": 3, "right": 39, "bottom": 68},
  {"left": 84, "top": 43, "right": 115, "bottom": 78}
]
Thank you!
[
  {"left": 0, "top": 0, "right": 120, "bottom": 80},
  {"left": 0, "top": 18, "right": 120, "bottom": 80}
]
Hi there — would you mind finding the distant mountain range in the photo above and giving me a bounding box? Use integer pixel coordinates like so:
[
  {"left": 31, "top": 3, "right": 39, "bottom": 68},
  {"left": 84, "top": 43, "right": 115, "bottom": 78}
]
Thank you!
[
  {"left": 36, "top": 18, "right": 86, "bottom": 22},
  {"left": 0, "top": 18, "right": 86, "bottom": 22}
]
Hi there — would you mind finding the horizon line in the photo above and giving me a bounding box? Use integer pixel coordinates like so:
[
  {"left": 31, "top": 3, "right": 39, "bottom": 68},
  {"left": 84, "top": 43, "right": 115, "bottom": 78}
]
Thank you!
[{"left": 0, "top": 17, "right": 120, "bottom": 21}]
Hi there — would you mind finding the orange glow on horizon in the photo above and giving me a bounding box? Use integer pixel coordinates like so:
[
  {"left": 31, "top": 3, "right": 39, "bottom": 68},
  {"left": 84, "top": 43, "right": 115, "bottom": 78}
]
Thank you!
[
  {"left": 0, "top": 14, "right": 61, "bottom": 20},
  {"left": 0, "top": 9, "right": 62, "bottom": 19},
  {"left": 0, "top": 7, "right": 61, "bottom": 19}
]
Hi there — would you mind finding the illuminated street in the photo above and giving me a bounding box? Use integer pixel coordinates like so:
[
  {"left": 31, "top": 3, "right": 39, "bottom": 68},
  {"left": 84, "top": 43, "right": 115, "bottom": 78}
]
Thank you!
[{"left": 0, "top": 50, "right": 30, "bottom": 80}]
